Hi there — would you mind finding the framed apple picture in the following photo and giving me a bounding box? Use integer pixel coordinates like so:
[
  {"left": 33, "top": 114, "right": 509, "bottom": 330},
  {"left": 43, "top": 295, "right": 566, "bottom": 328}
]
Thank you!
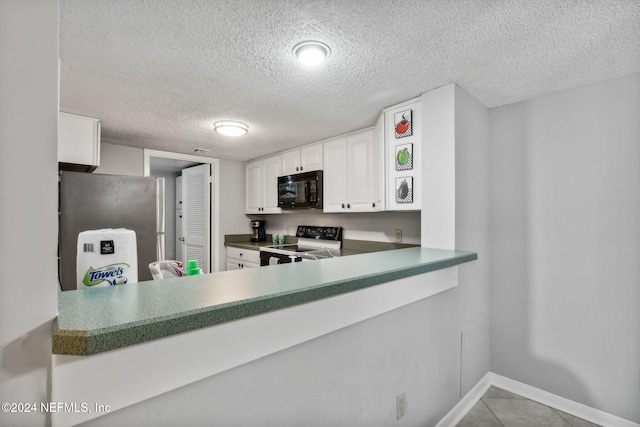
[
  {"left": 394, "top": 109, "right": 412, "bottom": 138},
  {"left": 395, "top": 176, "right": 413, "bottom": 203},
  {"left": 395, "top": 143, "right": 413, "bottom": 171}
]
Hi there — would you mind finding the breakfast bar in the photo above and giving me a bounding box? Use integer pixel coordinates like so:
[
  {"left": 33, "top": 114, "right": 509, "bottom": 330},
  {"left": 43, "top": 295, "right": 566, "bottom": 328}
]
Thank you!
[
  {"left": 54, "top": 247, "right": 477, "bottom": 356},
  {"left": 52, "top": 246, "right": 476, "bottom": 427}
]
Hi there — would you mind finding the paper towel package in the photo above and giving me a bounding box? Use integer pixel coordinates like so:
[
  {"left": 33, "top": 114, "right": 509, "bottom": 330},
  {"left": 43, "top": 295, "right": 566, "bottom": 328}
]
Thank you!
[{"left": 76, "top": 228, "right": 138, "bottom": 289}]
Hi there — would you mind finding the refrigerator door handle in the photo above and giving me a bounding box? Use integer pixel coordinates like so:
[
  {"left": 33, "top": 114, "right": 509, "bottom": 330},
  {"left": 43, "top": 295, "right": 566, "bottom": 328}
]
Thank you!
[
  {"left": 156, "top": 177, "right": 166, "bottom": 261},
  {"left": 156, "top": 232, "right": 166, "bottom": 262}
]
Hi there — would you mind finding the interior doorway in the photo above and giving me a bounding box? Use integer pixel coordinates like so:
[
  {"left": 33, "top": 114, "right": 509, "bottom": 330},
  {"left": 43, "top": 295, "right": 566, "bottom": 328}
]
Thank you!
[{"left": 143, "top": 149, "right": 220, "bottom": 273}]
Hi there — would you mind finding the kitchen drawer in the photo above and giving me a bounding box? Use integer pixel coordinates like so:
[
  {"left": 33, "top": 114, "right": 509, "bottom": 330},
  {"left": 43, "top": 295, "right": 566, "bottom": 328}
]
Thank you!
[
  {"left": 227, "top": 259, "right": 260, "bottom": 270},
  {"left": 226, "top": 247, "right": 260, "bottom": 265}
]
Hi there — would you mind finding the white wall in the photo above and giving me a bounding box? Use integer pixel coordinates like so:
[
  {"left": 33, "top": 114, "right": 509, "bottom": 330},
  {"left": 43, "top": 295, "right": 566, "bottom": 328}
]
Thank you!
[
  {"left": 0, "top": 1, "right": 58, "bottom": 427},
  {"left": 95, "top": 142, "right": 144, "bottom": 176},
  {"left": 94, "top": 143, "right": 144, "bottom": 176},
  {"left": 216, "top": 159, "right": 249, "bottom": 267},
  {"left": 454, "top": 85, "right": 491, "bottom": 395},
  {"left": 79, "top": 284, "right": 464, "bottom": 427},
  {"left": 489, "top": 72, "right": 640, "bottom": 423}
]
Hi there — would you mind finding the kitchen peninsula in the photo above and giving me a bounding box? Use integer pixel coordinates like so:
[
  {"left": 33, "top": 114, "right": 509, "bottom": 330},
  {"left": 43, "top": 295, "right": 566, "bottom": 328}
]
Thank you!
[
  {"left": 52, "top": 245, "right": 476, "bottom": 426},
  {"left": 54, "top": 247, "right": 476, "bottom": 356}
]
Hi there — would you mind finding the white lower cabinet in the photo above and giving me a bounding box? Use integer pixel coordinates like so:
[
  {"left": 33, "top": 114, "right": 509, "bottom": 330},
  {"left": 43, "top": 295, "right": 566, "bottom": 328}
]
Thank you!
[
  {"left": 323, "top": 127, "right": 384, "bottom": 213},
  {"left": 226, "top": 247, "right": 260, "bottom": 270}
]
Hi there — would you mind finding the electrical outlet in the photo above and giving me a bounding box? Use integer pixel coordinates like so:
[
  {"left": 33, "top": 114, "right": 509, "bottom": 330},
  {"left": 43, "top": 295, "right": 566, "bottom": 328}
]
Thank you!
[
  {"left": 397, "top": 392, "right": 407, "bottom": 420},
  {"left": 394, "top": 229, "right": 402, "bottom": 243}
]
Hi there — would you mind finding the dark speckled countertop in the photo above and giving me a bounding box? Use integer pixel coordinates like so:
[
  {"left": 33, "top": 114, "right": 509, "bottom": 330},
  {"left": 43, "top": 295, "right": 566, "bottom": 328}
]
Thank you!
[
  {"left": 224, "top": 234, "right": 419, "bottom": 256},
  {"left": 54, "top": 246, "right": 477, "bottom": 356}
]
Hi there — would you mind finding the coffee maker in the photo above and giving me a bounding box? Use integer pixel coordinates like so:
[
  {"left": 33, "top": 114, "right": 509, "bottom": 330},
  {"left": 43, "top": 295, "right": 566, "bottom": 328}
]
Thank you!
[{"left": 250, "top": 220, "right": 266, "bottom": 242}]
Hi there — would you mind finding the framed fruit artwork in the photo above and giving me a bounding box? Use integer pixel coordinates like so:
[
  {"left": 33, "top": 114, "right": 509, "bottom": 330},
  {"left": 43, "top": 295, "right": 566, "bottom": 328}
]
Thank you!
[
  {"left": 394, "top": 109, "right": 412, "bottom": 138},
  {"left": 395, "top": 176, "right": 413, "bottom": 203},
  {"left": 395, "top": 143, "right": 413, "bottom": 171}
]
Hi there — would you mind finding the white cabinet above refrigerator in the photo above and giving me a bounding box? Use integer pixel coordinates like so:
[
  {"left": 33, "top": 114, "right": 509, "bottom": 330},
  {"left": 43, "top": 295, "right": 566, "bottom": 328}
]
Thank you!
[{"left": 58, "top": 112, "right": 101, "bottom": 172}]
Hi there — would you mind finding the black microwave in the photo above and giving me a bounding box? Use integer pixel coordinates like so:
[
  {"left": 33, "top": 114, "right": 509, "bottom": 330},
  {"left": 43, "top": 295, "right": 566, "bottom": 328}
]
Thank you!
[{"left": 277, "top": 170, "right": 323, "bottom": 210}]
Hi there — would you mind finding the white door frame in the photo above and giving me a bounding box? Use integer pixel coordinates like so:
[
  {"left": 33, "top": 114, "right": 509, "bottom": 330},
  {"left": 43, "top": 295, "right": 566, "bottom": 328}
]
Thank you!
[{"left": 143, "top": 149, "right": 220, "bottom": 273}]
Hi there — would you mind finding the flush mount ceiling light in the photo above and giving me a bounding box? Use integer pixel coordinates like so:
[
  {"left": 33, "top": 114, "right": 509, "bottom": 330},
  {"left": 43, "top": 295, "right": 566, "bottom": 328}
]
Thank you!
[
  {"left": 213, "top": 121, "right": 248, "bottom": 137},
  {"left": 293, "top": 41, "right": 331, "bottom": 66}
]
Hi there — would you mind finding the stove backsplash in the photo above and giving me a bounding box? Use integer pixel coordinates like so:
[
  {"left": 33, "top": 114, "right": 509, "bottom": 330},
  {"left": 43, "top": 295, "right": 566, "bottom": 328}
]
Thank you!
[{"left": 251, "top": 211, "right": 421, "bottom": 244}]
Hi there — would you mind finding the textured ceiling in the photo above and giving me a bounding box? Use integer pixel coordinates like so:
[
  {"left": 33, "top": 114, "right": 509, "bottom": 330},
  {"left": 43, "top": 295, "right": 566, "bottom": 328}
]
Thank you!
[{"left": 59, "top": 0, "right": 640, "bottom": 162}]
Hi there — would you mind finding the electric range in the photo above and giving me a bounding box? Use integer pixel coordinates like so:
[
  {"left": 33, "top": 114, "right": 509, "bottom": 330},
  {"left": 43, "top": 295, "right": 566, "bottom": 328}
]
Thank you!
[{"left": 259, "top": 226, "right": 342, "bottom": 266}]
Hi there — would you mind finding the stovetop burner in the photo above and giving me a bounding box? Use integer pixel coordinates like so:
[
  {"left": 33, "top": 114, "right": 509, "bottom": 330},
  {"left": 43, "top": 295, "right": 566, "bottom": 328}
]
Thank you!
[{"left": 259, "top": 226, "right": 342, "bottom": 264}]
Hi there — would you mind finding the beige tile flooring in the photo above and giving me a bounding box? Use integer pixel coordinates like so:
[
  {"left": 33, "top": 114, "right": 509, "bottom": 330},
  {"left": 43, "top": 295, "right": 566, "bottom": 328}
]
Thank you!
[{"left": 455, "top": 386, "right": 601, "bottom": 427}]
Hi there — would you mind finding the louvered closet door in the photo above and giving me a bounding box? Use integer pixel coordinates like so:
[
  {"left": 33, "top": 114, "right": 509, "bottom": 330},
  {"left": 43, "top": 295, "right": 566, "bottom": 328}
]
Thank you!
[{"left": 181, "top": 164, "right": 211, "bottom": 273}]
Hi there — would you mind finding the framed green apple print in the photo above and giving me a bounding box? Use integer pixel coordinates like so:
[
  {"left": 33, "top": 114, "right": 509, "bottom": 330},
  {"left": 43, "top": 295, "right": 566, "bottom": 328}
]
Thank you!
[{"left": 395, "top": 143, "right": 413, "bottom": 170}]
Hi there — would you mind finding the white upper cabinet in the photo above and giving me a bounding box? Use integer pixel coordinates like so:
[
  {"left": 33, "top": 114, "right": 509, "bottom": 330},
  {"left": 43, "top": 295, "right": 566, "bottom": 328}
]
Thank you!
[
  {"left": 58, "top": 112, "right": 101, "bottom": 171},
  {"left": 281, "top": 143, "right": 323, "bottom": 175},
  {"left": 346, "top": 130, "right": 376, "bottom": 211},
  {"left": 262, "top": 155, "right": 281, "bottom": 212},
  {"left": 245, "top": 154, "right": 282, "bottom": 214},
  {"left": 247, "top": 117, "right": 386, "bottom": 214},
  {"left": 323, "top": 126, "right": 384, "bottom": 213},
  {"left": 245, "top": 160, "right": 263, "bottom": 213},
  {"left": 322, "top": 137, "right": 348, "bottom": 212}
]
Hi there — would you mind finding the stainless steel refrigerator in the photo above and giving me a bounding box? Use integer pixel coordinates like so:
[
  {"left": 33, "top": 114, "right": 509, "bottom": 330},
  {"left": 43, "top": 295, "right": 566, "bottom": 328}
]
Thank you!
[{"left": 59, "top": 171, "right": 165, "bottom": 291}]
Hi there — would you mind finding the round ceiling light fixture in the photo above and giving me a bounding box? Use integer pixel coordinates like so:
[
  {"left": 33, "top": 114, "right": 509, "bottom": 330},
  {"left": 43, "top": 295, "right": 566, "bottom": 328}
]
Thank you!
[
  {"left": 213, "top": 120, "right": 249, "bottom": 137},
  {"left": 293, "top": 41, "right": 331, "bottom": 66}
]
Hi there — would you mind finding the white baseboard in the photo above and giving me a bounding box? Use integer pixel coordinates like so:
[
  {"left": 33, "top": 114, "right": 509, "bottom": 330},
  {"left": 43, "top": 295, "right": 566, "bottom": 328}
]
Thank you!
[
  {"left": 436, "top": 372, "right": 640, "bottom": 427},
  {"left": 435, "top": 372, "right": 493, "bottom": 427}
]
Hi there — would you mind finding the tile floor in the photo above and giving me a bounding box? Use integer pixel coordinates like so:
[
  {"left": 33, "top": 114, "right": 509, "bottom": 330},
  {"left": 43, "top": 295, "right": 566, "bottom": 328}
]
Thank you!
[{"left": 455, "top": 386, "right": 601, "bottom": 427}]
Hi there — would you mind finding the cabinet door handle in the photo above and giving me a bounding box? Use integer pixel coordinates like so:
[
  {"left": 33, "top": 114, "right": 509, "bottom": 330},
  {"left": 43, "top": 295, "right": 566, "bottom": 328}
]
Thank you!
[
  {"left": 372, "top": 202, "right": 375, "bottom": 208},
  {"left": 296, "top": 166, "right": 299, "bottom": 171},
  {"left": 347, "top": 203, "right": 351, "bottom": 209},
  {"left": 300, "top": 166, "right": 303, "bottom": 171},
  {"left": 341, "top": 203, "right": 345, "bottom": 209}
]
